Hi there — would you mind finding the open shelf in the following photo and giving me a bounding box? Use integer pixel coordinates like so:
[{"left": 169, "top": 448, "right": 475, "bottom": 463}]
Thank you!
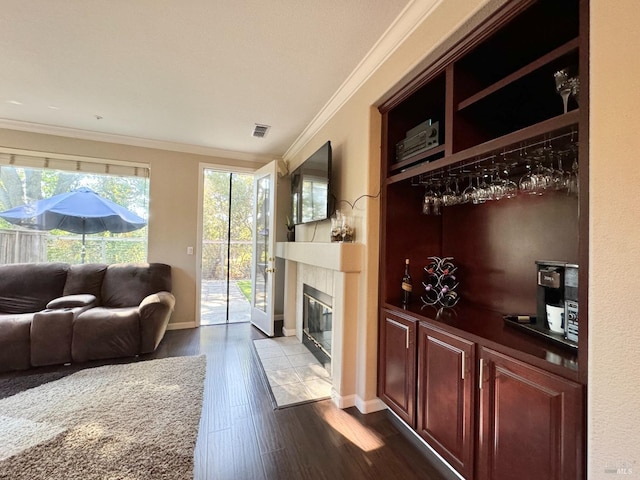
[
  {"left": 389, "top": 144, "right": 445, "bottom": 173},
  {"left": 453, "top": 0, "right": 580, "bottom": 101},
  {"left": 386, "top": 110, "right": 579, "bottom": 185},
  {"left": 457, "top": 38, "right": 579, "bottom": 111}
]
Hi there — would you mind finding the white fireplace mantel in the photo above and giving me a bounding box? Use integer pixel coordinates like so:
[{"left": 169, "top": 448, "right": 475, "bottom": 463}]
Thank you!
[
  {"left": 275, "top": 242, "right": 362, "bottom": 272},
  {"left": 275, "top": 241, "right": 364, "bottom": 410}
]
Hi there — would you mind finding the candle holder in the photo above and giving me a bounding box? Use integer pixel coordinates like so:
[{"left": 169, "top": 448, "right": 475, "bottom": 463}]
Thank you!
[{"left": 331, "top": 210, "right": 355, "bottom": 243}]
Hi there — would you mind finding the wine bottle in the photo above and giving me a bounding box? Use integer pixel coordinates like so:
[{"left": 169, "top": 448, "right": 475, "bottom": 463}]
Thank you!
[{"left": 401, "top": 258, "right": 412, "bottom": 306}]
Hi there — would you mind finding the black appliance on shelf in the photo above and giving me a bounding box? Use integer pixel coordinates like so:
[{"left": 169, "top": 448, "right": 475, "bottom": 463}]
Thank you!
[
  {"left": 395, "top": 119, "right": 440, "bottom": 162},
  {"left": 536, "top": 260, "right": 579, "bottom": 345}
]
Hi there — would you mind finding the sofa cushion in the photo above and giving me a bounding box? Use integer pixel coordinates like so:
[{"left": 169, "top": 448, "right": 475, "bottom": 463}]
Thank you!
[
  {"left": 0, "top": 314, "right": 32, "bottom": 371},
  {"left": 31, "top": 309, "right": 74, "bottom": 367},
  {"left": 47, "top": 294, "right": 96, "bottom": 309},
  {"left": 0, "top": 263, "right": 68, "bottom": 314},
  {"left": 72, "top": 307, "right": 140, "bottom": 362},
  {"left": 63, "top": 263, "right": 107, "bottom": 305},
  {"left": 102, "top": 263, "right": 172, "bottom": 308}
]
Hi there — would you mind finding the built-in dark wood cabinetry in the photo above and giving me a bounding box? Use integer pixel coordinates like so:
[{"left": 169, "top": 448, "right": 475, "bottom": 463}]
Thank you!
[
  {"left": 417, "top": 323, "right": 475, "bottom": 479},
  {"left": 378, "top": 309, "right": 417, "bottom": 427},
  {"left": 377, "top": 1, "right": 588, "bottom": 478},
  {"left": 478, "top": 348, "right": 583, "bottom": 480}
]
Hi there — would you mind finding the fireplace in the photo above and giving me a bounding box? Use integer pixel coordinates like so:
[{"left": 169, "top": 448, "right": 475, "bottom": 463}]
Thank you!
[
  {"left": 302, "top": 284, "right": 332, "bottom": 370},
  {"left": 277, "top": 241, "right": 375, "bottom": 411}
]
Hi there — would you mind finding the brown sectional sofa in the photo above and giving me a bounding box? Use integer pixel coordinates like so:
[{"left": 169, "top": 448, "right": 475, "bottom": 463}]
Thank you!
[{"left": 0, "top": 262, "right": 175, "bottom": 372}]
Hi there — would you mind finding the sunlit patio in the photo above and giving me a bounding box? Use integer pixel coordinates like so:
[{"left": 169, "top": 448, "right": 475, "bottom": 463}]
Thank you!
[{"left": 200, "top": 279, "right": 251, "bottom": 325}]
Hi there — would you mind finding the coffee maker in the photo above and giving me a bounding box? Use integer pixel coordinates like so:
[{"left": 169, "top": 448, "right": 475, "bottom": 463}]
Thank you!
[{"left": 536, "top": 261, "right": 579, "bottom": 344}]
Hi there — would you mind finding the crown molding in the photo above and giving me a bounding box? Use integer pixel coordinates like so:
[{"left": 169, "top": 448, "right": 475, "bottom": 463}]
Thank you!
[
  {"left": 283, "top": 0, "right": 442, "bottom": 161},
  {"left": 0, "top": 118, "right": 276, "bottom": 164}
]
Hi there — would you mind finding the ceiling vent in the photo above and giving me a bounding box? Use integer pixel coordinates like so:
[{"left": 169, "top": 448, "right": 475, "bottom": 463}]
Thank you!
[{"left": 252, "top": 124, "right": 271, "bottom": 138}]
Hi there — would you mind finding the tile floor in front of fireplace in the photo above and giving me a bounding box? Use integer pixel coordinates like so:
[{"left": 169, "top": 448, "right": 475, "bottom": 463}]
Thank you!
[{"left": 254, "top": 336, "right": 332, "bottom": 407}]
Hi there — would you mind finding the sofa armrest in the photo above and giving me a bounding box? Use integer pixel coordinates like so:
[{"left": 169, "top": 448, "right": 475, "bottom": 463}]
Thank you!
[
  {"left": 139, "top": 291, "right": 176, "bottom": 354},
  {"left": 47, "top": 294, "right": 96, "bottom": 309}
]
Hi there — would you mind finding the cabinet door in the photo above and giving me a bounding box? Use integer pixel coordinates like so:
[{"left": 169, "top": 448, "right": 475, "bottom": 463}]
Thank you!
[
  {"left": 378, "top": 310, "right": 417, "bottom": 427},
  {"left": 417, "top": 323, "right": 475, "bottom": 480},
  {"left": 478, "top": 348, "right": 584, "bottom": 480}
]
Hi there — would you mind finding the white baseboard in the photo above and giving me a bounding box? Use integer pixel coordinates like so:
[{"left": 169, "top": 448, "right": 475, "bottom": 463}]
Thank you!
[
  {"left": 355, "top": 396, "right": 387, "bottom": 414},
  {"left": 330, "top": 390, "right": 388, "bottom": 414},
  {"left": 331, "top": 391, "right": 357, "bottom": 409},
  {"left": 166, "top": 321, "right": 196, "bottom": 330},
  {"left": 282, "top": 326, "right": 296, "bottom": 336}
]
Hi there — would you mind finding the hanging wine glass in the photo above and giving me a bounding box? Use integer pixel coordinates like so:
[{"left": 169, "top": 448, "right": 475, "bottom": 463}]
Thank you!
[
  {"left": 422, "top": 184, "right": 432, "bottom": 215},
  {"left": 567, "top": 150, "right": 579, "bottom": 196},
  {"left": 431, "top": 179, "right": 443, "bottom": 215},
  {"left": 566, "top": 134, "right": 579, "bottom": 196},
  {"left": 441, "top": 177, "right": 457, "bottom": 207},
  {"left": 452, "top": 177, "right": 463, "bottom": 205},
  {"left": 487, "top": 164, "right": 505, "bottom": 201},
  {"left": 518, "top": 145, "right": 539, "bottom": 195},
  {"left": 461, "top": 172, "right": 476, "bottom": 204},
  {"left": 551, "top": 149, "right": 570, "bottom": 191},
  {"left": 538, "top": 143, "right": 555, "bottom": 194},
  {"left": 473, "top": 170, "right": 491, "bottom": 204},
  {"left": 500, "top": 154, "right": 519, "bottom": 199},
  {"left": 569, "top": 158, "right": 579, "bottom": 195}
]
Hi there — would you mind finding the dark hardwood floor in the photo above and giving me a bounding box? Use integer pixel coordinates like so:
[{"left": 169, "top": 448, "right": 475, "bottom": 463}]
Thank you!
[{"left": 1, "top": 323, "right": 456, "bottom": 480}]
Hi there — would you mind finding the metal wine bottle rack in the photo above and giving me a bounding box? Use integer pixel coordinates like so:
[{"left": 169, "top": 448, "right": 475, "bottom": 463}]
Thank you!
[{"left": 421, "top": 256, "right": 460, "bottom": 308}]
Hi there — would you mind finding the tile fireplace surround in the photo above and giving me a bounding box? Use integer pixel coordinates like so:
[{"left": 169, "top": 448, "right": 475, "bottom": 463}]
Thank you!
[{"left": 276, "top": 241, "right": 370, "bottom": 410}]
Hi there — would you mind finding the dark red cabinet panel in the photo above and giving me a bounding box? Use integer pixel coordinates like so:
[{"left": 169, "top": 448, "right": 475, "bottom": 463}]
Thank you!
[
  {"left": 478, "top": 347, "right": 584, "bottom": 480},
  {"left": 417, "top": 323, "right": 475, "bottom": 479},
  {"left": 378, "top": 310, "right": 417, "bottom": 427}
]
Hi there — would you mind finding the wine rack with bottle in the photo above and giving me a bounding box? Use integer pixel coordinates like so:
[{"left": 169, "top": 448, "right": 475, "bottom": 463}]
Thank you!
[{"left": 377, "top": 0, "right": 588, "bottom": 478}]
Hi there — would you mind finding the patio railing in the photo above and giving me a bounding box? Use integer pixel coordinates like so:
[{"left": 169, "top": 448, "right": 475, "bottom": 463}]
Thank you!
[{"left": 0, "top": 229, "right": 146, "bottom": 264}]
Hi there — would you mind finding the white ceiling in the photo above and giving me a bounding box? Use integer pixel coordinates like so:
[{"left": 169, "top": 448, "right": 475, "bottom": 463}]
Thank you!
[{"left": 0, "top": 0, "right": 414, "bottom": 161}]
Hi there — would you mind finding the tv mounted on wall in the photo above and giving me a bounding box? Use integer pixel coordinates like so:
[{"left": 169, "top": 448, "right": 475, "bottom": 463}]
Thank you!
[{"left": 291, "top": 141, "right": 332, "bottom": 225}]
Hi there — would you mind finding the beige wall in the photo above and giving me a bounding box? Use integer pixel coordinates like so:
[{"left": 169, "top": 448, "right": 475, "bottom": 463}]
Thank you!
[
  {"left": 589, "top": 0, "right": 640, "bottom": 476},
  {"left": 0, "top": 128, "right": 264, "bottom": 327}
]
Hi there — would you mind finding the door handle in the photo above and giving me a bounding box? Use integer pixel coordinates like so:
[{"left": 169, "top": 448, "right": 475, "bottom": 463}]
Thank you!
[{"left": 265, "top": 268, "right": 276, "bottom": 273}]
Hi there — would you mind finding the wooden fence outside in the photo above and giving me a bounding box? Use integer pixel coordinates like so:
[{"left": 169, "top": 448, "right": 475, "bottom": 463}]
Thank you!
[{"left": 0, "top": 229, "right": 48, "bottom": 264}]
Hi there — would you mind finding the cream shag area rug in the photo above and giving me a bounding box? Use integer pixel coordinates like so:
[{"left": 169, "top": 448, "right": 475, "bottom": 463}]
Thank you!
[{"left": 0, "top": 355, "right": 206, "bottom": 480}]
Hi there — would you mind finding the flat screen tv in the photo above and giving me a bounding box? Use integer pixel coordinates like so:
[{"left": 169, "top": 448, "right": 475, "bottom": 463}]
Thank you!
[{"left": 291, "top": 141, "right": 332, "bottom": 225}]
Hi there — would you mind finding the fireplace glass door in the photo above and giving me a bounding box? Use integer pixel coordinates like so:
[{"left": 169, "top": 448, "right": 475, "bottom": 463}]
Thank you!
[{"left": 302, "top": 284, "right": 332, "bottom": 367}]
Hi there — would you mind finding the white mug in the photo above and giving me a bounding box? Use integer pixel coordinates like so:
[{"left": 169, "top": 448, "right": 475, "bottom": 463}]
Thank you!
[{"left": 546, "top": 304, "right": 564, "bottom": 334}]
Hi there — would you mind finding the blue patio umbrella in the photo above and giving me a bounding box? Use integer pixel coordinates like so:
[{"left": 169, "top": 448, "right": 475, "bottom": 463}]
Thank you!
[{"left": 0, "top": 187, "right": 146, "bottom": 262}]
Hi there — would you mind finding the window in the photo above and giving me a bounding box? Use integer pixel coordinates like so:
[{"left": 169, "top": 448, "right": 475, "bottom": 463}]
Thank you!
[{"left": 0, "top": 150, "right": 149, "bottom": 264}]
